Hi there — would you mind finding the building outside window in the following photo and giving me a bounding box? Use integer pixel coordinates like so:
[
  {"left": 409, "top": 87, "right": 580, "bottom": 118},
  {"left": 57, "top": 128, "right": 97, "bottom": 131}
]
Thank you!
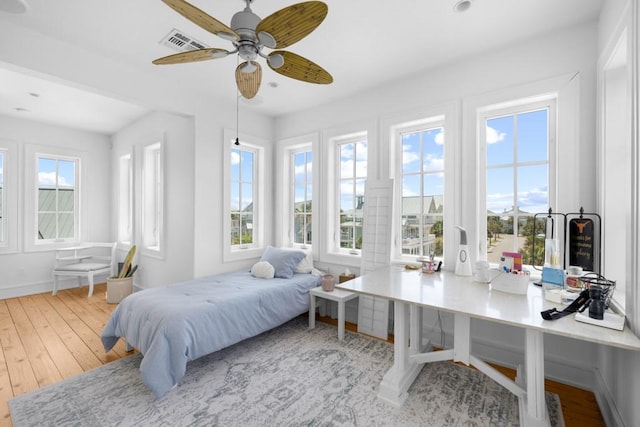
[
  {"left": 480, "top": 99, "right": 555, "bottom": 266},
  {"left": 337, "top": 137, "right": 367, "bottom": 253},
  {"left": 398, "top": 123, "right": 445, "bottom": 258},
  {"left": 37, "top": 155, "right": 78, "bottom": 241},
  {"left": 292, "top": 149, "right": 312, "bottom": 247}
]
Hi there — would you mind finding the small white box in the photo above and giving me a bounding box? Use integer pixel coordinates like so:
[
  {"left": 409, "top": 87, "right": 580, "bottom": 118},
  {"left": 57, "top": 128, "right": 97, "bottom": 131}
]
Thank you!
[
  {"left": 106, "top": 277, "right": 133, "bottom": 304},
  {"left": 490, "top": 271, "right": 530, "bottom": 294}
]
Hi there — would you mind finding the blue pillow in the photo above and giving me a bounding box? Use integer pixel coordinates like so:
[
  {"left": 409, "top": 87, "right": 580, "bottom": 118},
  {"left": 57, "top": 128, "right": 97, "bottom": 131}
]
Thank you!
[{"left": 259, "top": 246, "right": 306, "bottom": 279}]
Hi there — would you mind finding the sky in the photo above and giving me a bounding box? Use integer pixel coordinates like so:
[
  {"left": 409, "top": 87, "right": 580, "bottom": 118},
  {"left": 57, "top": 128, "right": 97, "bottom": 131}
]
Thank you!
[
  {"left": 486, "top": 108, "right": 549, "bottom": 215},
  {"left": 38, "top": 157, "right": 75, "bottom": 187}
]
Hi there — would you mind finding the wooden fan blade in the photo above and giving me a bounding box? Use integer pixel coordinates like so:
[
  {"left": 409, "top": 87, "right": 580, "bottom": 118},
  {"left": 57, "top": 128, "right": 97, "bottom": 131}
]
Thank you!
[
  {"left": 152, "top": 48, "right": 229, "bottom": 65},
  {"left": 162, "top": 0, "right": 239, "bottom": 41},
  {"left": 235, "top": 62, "right": 262, "bottom": 99},
  {"left": 256, "top": 1, "right": 327, "bottom": 49},
  {"left": 268, "top": 51, "right": 332, "bottom": 84}
]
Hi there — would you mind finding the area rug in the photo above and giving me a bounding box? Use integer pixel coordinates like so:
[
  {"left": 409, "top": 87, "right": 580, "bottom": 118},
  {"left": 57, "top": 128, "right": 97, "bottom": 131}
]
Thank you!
[{"left": 9, "top": 317, "right": 563, "bottom": 426}]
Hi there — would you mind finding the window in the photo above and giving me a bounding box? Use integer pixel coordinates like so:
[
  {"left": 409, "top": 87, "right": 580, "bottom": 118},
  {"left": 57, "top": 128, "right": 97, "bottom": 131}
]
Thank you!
[
  {"left": 335, "top": 134, "right": 367, "bottom": 254},
  {"left": 37, "top": 155, "right": 79, "bottom": 241},
  {"left": 396, "top": 120, "right": 445, "bottom": 259},
  {"left": 480, "top": 99, "right": 556, "bottom": 265},
  {"left": 118, "top": 152, "right": 133, "bottom": 244},
  {"left": 292, "top": 149, "right": 313, "bottom": 247},
  {"left": 142, "top": 142, "right": 163, "bottom": 254},
  {"left": 230, "top": 145, "right": 256, "bottom": 248},
  {"left": 223, "top": 130, "right": 265, "bottom": 262}
]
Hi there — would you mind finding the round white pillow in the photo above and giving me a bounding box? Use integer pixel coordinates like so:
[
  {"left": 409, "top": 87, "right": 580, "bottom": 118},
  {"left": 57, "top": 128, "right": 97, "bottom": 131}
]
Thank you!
[{"left": 251, "top": 261, "right": 275, "bottom": 279}]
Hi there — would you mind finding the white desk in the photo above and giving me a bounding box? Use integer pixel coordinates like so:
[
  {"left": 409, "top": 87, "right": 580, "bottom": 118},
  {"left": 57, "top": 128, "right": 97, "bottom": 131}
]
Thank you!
[
  {"left": 336, "top": 265, "right": 640, "bottom": 427},
  {"left": 309, "top": 286, "right": 358, "bottom": 341}
]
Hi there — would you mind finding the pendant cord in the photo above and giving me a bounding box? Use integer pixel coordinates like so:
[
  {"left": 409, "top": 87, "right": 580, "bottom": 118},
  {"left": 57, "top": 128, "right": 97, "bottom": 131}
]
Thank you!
[{"left": 235, "top": 55, "right": 240, "bottom": 146}]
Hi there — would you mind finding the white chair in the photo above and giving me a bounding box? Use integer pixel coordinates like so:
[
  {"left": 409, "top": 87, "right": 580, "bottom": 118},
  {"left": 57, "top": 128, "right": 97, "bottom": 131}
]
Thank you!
[{"left": 52, "top": 242, "right": 117, "bottom": 297}]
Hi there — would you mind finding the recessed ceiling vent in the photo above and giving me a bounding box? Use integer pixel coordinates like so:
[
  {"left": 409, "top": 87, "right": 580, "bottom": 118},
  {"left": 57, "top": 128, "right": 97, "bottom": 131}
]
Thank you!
[{"left": 159, "top": 28, "right": 208, "bottom": 52}]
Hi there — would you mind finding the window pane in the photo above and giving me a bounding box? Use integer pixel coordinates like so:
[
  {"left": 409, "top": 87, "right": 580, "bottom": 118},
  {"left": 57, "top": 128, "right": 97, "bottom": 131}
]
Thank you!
[
  {"left": 230, "top": 150, "right": 240, "bottom": 181},
  {"left": 399, "top": 122, "right": 446, "bottom": 259},
  {"left": 423, "top": 127, "right": 444, "bottom": 171},
  {"left": 58, "top": 160, "right": 75, "bottom": 187},
  {"left": 241, "top": 183, "right": 253, "bottom": 210},
  {"left": 485, "top": 105, "right": 550, "bottom": 264},
  {"left": 402, "top": 133, "right": 421, "bottom": 174},
  {"left": 486, "top": 116, "right": 513, "bottom": 166},
  {"left": 241, "top": 213, "right": 253, "bottom": 244},
  {"left": 38, "top": 213, "right": 55, "bottom": 239},
  {"left": 37, "top": 156, "right": 78, "bottom": 241},
  {"left": 38, "top": 158, "right": 56, "bottom": 186},
  {"left": 518, "top": 110, "right": 548, "bottom": 163},
  {"left": 337, "top": 139, "right": 367, "bottom": 252},
  {"left": 486, "top": 167, "right": 514, "bottom": 214},
  {"left": 241, "top": 151, "right": 253, "bottom": 180},
  {"left": 58, "top": 213, "right": 74, "bottom": 238},
  {"left": 517, "top": 164, "right": 548, "bottom": 213}
]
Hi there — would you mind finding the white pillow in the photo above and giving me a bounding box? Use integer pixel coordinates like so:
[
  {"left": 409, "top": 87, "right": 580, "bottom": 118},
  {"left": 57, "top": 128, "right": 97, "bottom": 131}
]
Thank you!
[
  {"left": 295, "top": 250, "right": 314, "bottom": 273},
  {"left": 251, "top": 261, "right": 275, "bottom": 279}
]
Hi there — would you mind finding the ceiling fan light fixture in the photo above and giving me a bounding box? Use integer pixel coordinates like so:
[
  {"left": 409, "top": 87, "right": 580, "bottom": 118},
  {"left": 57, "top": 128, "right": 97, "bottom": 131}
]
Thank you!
[{"left": 268, "top": 53, "right": 284, "bottom": 69}]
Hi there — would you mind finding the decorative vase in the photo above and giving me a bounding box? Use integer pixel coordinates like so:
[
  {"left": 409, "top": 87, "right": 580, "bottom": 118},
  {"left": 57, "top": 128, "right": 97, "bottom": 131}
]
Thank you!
[{"left": 321, "top": 274, "right": 335, "bottom": 292}]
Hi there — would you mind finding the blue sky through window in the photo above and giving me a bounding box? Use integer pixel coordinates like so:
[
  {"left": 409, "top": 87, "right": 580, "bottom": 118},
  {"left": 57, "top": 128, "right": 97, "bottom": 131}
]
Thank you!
[{"left": 486, "top": 109, "right": 548, "bottom": 215}]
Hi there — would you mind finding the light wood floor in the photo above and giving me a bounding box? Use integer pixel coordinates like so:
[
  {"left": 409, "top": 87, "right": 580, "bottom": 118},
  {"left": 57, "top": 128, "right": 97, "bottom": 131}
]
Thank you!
[{"left": 0, "top": 284, "right": 604, "bottom": 427}]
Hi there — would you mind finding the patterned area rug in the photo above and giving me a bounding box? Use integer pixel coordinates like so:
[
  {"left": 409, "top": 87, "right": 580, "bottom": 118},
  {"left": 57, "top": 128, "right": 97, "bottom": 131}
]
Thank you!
[{"left": 10, "top": 317, "right": 563, "bottom": 426}]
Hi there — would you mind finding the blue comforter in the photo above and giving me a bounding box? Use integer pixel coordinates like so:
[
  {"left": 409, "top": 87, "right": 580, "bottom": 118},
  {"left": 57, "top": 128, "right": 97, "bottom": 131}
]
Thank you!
[{"left": 101, "top": 271, "right": 321, "bottom": 398}]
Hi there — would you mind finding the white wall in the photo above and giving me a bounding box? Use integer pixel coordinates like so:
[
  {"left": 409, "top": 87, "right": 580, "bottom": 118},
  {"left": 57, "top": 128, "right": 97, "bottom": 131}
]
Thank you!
[
  {"left": 275, "top": 22, "right": 601, "bottom": 389},
  {"left": 0, "top": 114, "right": 112, "bottom": 297},
  {"left": 111, "top": 111, "right": 196, "bottom": 289},
  {"left": 595, "top": 1, "right": 640, "bottom": 426}
]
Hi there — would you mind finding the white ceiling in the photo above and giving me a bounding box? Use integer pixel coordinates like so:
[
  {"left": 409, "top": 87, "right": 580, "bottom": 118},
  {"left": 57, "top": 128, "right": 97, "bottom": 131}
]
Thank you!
[{"left": 0, "top": 0, "right": 604, "bottom": 134}]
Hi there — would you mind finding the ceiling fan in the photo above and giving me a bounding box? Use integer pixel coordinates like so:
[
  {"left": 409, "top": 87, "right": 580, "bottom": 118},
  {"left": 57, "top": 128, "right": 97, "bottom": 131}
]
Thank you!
[{"left": 153, "top": 0, "right": 333, "bottom": 99}]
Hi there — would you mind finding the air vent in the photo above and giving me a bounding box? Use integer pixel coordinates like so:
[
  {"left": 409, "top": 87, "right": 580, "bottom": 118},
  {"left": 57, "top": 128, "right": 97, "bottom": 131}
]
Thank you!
[{"left": 159, "top": 28, "right": 209, "bottom": 52}]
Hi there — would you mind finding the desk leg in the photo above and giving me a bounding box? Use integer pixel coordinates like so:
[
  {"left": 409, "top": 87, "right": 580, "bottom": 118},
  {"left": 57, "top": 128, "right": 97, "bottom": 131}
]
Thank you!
[
  {"left": 519, "top": 329, "right": 549, "bottom": 427},
  {"left": 309, "top": 293, "right": 316, "bottom": 330},
  {"left": 377, "top": 301, "right": 423, "bottom": 407},
  {"left": 337, "top": 300, "right": 346, "bottom": 341}
]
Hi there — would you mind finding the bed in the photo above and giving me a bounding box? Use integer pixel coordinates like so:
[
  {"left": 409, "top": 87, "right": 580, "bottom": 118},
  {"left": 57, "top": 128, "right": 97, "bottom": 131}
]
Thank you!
[{"left": 101, "top": 248, "right": 322, "bottom": 398}]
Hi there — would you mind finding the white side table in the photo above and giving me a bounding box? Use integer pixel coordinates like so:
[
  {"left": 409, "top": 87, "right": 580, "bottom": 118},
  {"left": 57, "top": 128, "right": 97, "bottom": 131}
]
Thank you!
[{"left": 309, "top": 286, "right": 358, "bottom": 341}]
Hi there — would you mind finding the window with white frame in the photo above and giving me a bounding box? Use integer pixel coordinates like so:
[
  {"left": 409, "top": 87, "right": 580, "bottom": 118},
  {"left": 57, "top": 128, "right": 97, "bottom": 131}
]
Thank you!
[
  {"left": 37, "top": 154, "right": 79, "bottom": 241},
  {"left": 479, "top": 98, "right": 556, "bottom": 266},
  {"left": 0, "top": 150, "right": 5, "bottom": 244},
  {"left": 230, "top": 145, "right": 257, "bottom": 248},
  {"left": 291, "top": 149, "right": 313, "bottom": 247},
  {"left": 118, "top": 152, "right": 133, "bottom": 244},
  {"left": 395, "top": 120, "right": 445, "bottom": 259},
  {"left": 142, "top": 142, "right": 163, "bottom": 253},
  {"left": 334, "top": 134, "right": 367, "bottom": 254}
]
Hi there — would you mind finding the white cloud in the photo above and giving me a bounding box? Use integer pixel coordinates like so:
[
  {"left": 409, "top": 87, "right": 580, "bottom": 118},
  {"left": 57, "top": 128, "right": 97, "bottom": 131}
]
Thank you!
[
  {"left": 434, "top": 131, "right": 444, "bottom": 145},
  {"left": 486, "top": 126, "right": 507, "bottom": 144},
  {"left": 231, "top": 151, "right": 240, "bottom": 165},
  {"left": 38, "top": 172, "right": 73, "bottom": 187}
]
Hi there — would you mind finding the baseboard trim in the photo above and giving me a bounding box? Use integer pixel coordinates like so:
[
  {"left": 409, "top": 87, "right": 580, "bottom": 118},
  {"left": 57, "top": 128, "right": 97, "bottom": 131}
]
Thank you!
[{"left": 593, "top": 367, "right": 624, "bottom": 427}]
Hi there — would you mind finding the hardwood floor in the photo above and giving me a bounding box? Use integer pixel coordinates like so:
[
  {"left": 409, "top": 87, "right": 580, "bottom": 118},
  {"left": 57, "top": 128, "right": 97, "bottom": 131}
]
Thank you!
[{"left": 0, "top": 285, "right": 604, "bottom": 427}]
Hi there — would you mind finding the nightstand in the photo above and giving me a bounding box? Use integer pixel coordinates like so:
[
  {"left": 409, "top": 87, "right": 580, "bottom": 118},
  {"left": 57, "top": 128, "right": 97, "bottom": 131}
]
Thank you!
[{"left": 309, "top": 286, "right": 358, "bottom": 341}]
